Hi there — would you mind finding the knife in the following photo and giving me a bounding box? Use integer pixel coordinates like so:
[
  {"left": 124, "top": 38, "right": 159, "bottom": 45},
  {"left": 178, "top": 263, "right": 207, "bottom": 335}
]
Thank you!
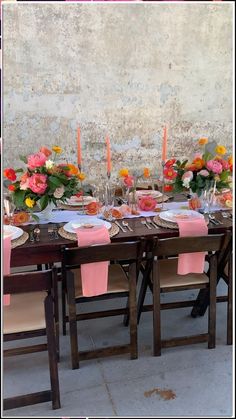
[{"left": 114, "top": 220, "right": 126, "bottom": 233}]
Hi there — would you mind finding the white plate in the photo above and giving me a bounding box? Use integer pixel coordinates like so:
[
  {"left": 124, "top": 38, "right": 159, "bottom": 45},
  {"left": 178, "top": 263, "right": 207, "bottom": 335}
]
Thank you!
[
  {"left": 159, "top": 209, "right": 204, "bottom": 223},
  {"left": 64, "top": 216, "right": 111, "bottom": 233},
  {"left": 66, "top": 196, "right": 96, "bottom": 206},
  {"left": 134, "top": 190, "right": 163, "bottom": 199},
  {"left": 3, "top": 225, "right": 24, "bottom": 240}
]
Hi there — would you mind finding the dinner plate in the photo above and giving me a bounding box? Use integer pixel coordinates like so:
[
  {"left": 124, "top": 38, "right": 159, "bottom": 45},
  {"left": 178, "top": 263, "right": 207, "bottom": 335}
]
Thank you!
[
  {"left": 66, "top": 196, "right": 96, "bottom": 206},
  {"left": 135, "top": 190, "right": 163, "bottom": 198},
  {"left": 63, "top": 217, "right": 111, "bottom": 233},
  {"left": 3, "top": 225, "right": 24, "bottom": 240},
  {"left": 159, "top": 209, "right": 204, "bottom": 223}
]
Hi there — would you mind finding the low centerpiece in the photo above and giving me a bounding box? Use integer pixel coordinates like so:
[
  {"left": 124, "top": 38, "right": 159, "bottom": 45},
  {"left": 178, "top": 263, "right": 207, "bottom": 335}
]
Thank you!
[
  {"left": 164, "top": 138, "right": 232, "bottom": 202},
  {"left": 3, "top": 145, "right": 85, "bottom": 220}
]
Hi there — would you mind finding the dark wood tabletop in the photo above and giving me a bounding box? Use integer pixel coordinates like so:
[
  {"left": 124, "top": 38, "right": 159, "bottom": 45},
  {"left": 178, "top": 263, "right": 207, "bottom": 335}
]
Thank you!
[{"left": 11, "top": 209, "right": 232, "bottom": 268}]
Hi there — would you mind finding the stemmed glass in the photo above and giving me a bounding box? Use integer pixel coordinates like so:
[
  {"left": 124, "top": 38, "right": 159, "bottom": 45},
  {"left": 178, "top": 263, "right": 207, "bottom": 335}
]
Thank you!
[{"left": 3, "top": 192, "right": 16, "bottom": 225}]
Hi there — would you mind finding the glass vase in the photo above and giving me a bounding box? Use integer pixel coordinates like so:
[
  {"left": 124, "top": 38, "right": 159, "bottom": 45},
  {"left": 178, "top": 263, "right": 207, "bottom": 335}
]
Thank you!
[{"left": 39, "top": 201, "right": 55, "bottom": 221}]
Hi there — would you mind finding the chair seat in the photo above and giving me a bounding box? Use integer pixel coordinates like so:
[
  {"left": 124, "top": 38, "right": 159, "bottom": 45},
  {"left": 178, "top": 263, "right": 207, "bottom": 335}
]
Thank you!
[
  {"left": 72, "top": 264, "right": 129, "bottom": 298},
  {"left": 4, "top": 292, "right": 47, "bottom": 334},
  {"left": 154, "top": 259, "right": 209, "bottom": 288}
]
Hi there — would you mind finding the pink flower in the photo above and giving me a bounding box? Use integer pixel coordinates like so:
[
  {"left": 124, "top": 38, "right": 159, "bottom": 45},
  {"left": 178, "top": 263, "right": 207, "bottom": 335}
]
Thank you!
[
  {"left": 138, "top": 196, "right": 156, "bottom": 211},
  {"left": 206, "top": 160, "right": 223, "bottom": 174},
  {"left": 28, "top": 174, "right": 48, "bottom": 194},
  {"left": 124, "top": 175, "right": 134, "bottom": 187},
  {"left": 182, "top": 171, "right": 193, "bottom": 181},
  {"left": 20, "top": 172, "right": 30, "bottom": 190},
  {"left": 219, "top": 160, "right": 230, "bottom": 170},
  {"left": 27, "top": 152, "right": 47, "bottom": 170},
  {"left": 198, "top": 169, "right": 209, "bottom": 177}
]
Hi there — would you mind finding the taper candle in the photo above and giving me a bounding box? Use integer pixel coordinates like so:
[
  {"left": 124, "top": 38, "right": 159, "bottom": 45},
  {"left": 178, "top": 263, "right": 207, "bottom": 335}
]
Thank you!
[
  {"left": 162, "top": 126, "right": 167, "bottom": 162},
  {"left": 77, "top": 127, "right": 82, "bottom": 169},
  {"left": 106, "top": 136, "right": 112, "bottom": 177}
]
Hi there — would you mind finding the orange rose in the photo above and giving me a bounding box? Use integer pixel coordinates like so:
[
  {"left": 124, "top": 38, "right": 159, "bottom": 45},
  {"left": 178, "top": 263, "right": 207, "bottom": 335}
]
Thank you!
[
  {"left": 4, "top": 168, "right": 17, "bottom": 181},
  {"left": 86, "top": 202, "right": 101, "bottom": 215},
  {"left": 40, "top": 146, "right": 52, "bottom": 157},
  {"left": 193, "top": 157, "right": 205, "bottom": 170},
  {"left": 13, "top": 212, "right": 30, "bottom": 225},
  {"left": 198, "top": 137, "right": 208, "bottom": 146},
  {"left": 67, "top": 164, "right": 79, "bottom": 176}
]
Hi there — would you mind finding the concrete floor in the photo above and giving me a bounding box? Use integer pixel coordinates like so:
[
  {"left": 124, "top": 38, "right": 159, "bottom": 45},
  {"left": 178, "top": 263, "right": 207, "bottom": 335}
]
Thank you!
[{"left": 3, "top": 279, "right": 233, "bottom": 417}]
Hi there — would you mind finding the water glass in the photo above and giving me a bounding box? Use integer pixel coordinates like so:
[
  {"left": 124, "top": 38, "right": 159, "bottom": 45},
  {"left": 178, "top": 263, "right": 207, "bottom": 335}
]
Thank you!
[
  {"left": 201, "top": 181, "right": 216, "bottom": 215},
  {"left": 3, "top": 192, "right": 16, "bottom": 225}
]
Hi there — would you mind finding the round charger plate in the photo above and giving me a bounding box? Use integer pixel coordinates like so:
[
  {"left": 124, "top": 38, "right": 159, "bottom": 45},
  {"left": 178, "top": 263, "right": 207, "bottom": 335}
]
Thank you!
[
  {"left": 135, "top": 190, "right": 163, "bottom": 198},
  {"left": 159, "top": 209, "right": 204, "bottom": 223},
  {"left": 11, "top": 231, "right": 29, "bottom": 249},
  {"left": 64, "top": 217, "right": 111, "bottom": 233},
  {"left": 4, "top": 225, "right": 24, "bottom": 240},
  {"left": 58, "top": 223, "right": 119, "bottom": 241}
]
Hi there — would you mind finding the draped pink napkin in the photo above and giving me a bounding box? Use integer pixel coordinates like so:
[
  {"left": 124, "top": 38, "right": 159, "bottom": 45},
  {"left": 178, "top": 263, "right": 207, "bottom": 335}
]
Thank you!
[
  {"left": 3, "top": 235, "right": 12, "bottom": 306},
  {"left": 176, "top": 218, "right": 208, "bottom": 275},
  {"left": 75, "top": 226, "right": 110, "bottom": 297}
]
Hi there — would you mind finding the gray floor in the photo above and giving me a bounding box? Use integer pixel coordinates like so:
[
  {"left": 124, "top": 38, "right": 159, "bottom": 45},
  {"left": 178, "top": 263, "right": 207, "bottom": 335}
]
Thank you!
[{"left": 3, "top": 279, "right": 233, "bottom": 418}]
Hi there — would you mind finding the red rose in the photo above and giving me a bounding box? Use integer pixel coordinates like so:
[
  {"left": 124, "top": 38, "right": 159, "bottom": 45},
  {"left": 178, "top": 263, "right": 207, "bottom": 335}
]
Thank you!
[
  {"left": 4, "top": 168, "right": 17, "bottom": 181},
  {"left": 165, "top": 159, "right": 176, "bottom": 168},
  {"left": 164, "top": 184, "right": 173, "bottom": 192}
]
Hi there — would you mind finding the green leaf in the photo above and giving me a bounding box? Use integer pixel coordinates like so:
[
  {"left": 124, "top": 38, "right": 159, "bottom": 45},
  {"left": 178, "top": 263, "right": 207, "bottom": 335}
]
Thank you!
[
  {"left": 39, "top": 195, "right": 49, "bottom": 210},
  {"left": 31, "top": 213, "right": 40, "bottom": 222},
  {"left": 19, "top": 155, "right": 27, "bottom": 164},
  {"left": 13, "top": 190, "right": 26, "bottom": 209},
  {"left": 48, "top": 176, "right": 62, "bottom": 187},
  {"left": 220, "top": 171, "right": 230, "bottom": 182},
  {"left": 15, "top": 169, "right": 24, "bottom": 173}
]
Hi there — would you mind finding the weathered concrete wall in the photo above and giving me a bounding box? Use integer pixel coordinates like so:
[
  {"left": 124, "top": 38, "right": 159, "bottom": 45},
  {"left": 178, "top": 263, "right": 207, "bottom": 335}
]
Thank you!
[{"left": 3, "top": 3, "right": 233, "bottom": 181}]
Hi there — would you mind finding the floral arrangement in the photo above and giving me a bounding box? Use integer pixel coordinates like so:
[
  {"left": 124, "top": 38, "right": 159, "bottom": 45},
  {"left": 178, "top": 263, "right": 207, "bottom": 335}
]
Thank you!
[
  {"left": 118, "top": 167, "right": 151, "bottom": 189},
  {"left": 3, "top": 146, "right": 85, "bottom": 217},
  {"left": 164, "top": 138, "right": 233, "bottom": 197}
]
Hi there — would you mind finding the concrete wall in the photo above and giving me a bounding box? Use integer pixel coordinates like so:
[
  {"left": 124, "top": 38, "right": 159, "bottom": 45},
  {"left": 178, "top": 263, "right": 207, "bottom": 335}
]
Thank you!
[{"left": 3, "top": 3, "right": 233, "bottom": 182}]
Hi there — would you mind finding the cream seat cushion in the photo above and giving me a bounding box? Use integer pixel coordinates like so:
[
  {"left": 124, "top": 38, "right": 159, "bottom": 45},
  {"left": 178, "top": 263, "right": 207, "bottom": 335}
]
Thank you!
[
  {"left": 4, "top": 292, "right": 47, "bottom": 334},
  {"left": 72, "top": 264, "right": 129, "bottom": 298},
  {"left": 154, "top": 259, "right": 209, "bottom": 288}
]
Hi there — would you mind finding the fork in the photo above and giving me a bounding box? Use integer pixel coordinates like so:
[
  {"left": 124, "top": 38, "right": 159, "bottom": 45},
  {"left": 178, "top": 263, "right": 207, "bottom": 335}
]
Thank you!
[
  {"left": 141, "top": 219, "right": 152, "bottom": 230},
  {"left": 53, "top": 225, "right": 59, "bottom": 239},
  {"left": 146, "top": 217, "right": 159, "bottom": 229},
  {"left": 208, "top": 214, "right": 223, "bottom": 225},
  {"left": 48, "top": 226, "right": 55, "bottom": 240}
]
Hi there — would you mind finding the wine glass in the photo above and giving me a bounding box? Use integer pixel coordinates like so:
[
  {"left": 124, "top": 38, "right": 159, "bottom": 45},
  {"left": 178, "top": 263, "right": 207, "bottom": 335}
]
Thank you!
[{"left": 3, "top": 192, "right": 16, "bottom": 225}]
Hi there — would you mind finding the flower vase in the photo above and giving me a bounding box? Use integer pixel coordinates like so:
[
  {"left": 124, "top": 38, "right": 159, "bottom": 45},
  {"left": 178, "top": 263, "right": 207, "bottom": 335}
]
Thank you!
[{"left": 39, "top": 202, "right": 55, "bottom": 221}]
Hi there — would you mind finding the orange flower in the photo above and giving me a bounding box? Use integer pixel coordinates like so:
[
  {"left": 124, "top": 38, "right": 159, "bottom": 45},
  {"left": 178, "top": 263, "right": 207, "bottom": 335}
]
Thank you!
[
  {"left": 143, "top": 168, "right": 150, "bottom": 178},
  {"left": 66, "top": 164, "right": 78, "bottom": 176},
  {"left": 165, "top": 159, "right": 176, "bottom": 168},
  {"left": 86, "top": 201, "right": 101, "bottom": 215},
  {"left": 119, "top": 168, "right": 129, "bottom": 177},
  {"left": 13, "top": 212, "right": 30, "bottom": 225},
  {"left": 40, "top": 146, "right": 52, "bottom": 157},
  {"left": 193, "top": 157, "right": 205, "bottom": 170},
  {"left": 77, "top": 172, "right": 86, "bottom": 181},
  {"left": 198, "top": 137, "right": 208, "bottom": 146},
  {"left": 228, "top": 156, "right": 233, "bottom": 166}
]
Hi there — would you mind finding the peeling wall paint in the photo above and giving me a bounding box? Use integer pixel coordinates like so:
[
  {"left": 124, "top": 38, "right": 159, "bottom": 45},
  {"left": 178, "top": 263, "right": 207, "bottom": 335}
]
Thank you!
[{"left": 3, "top": 3, "right": 233, "bottom": 182}]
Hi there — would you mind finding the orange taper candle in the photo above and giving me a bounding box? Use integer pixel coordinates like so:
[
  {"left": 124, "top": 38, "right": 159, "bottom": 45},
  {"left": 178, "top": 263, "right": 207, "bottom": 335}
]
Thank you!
[
  {"left": 106, "top": 136, "right": 112, "bottom": 177},
  {"left": 162, "top": 126, "right": 167, "bottom": 162},
  {"left": 77, "top": 127, "right": 82, "bottom": 169}
]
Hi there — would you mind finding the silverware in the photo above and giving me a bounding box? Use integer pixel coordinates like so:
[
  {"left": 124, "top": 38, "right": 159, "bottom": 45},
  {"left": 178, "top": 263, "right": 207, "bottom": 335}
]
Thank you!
[
  {"left": 33, "top": 227, "right": 41, "bottom": 241},
  {"left": 122, "top": 220, "right": 133, "bottom": 232},
  {"left": 209, "top": 214, "right": 223, "bottom": 225},
  {"left": 222, "top": 211, "right": 232, "bottom": 219},
  {"left": 114, "top": 220, "right": 126, "bottom": 233},
  {"left": 48, "top": 226, "right": 54, "bottom": 240},
  {"left": 146, "top": 217, "right": 159, "bottom": 229},
  {"left": 53, "top": 225, "right": 59, "bottom": 239},
  {"left": 141, "top": 219, "right": 152, "bottom": 230}
]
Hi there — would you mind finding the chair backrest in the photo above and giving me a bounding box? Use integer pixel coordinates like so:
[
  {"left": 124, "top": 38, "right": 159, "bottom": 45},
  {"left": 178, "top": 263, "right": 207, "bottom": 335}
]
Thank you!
[
  {"left": 3, "top": 268, "right": 57, "bottom": 296},
  {"left": 151, "top": 233, "right": 227, "bottom": 258},
  {"left": 61, "top": 241, "right": 142, "bottom": 270}
]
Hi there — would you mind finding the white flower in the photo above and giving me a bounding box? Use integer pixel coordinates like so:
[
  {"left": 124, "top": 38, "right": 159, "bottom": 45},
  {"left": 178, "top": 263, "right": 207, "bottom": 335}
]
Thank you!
[
  {"left": 53, "top": 185, "right": 65, "bottom": 199},
  {"left": 182, "top": 177, "right": 191, "bottom": 188},
  {"left": 45, "top": 160, "right": 54, "bottom": 170}
]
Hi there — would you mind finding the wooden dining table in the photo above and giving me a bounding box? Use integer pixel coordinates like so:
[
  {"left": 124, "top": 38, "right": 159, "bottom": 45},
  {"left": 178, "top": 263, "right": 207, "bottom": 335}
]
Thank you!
[{"left": 10, "top": 196, "right": 232, "bottom": 318}]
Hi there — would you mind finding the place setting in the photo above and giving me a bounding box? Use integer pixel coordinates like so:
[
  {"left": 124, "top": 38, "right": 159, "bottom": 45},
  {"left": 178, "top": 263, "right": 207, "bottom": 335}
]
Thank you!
[{"left": 58, "top": 215, "right": 120, "bottom": 241}]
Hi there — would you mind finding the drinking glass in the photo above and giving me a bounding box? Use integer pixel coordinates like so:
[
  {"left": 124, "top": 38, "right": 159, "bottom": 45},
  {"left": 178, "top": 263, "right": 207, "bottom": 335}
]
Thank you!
[
  {"left": 3, "top": 192, "right": 16, "bottom": 225},
  {"left": 201, "top": 180, "right": 216, "bottom": 215}
]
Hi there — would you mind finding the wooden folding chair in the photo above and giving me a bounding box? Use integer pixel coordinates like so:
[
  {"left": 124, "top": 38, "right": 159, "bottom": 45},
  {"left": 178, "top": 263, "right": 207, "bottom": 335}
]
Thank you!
[
  {"left": 61, "top": 241, "right": 142, "bottom": 369},
  {"left": 3, "top": 268, "right": 61, "bottom": 410}
]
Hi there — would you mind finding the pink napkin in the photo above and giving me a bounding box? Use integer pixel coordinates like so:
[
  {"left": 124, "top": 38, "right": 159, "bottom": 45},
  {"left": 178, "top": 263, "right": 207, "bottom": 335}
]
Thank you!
[
  {"left": 3, "top": 235, "right": 12, "bottom": 306},
  {"left": 176, "top": 218, "right": 208, "bottom": 275},
  {"left": 75, "top": 226, "right": 111, "bottom": 297}
]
